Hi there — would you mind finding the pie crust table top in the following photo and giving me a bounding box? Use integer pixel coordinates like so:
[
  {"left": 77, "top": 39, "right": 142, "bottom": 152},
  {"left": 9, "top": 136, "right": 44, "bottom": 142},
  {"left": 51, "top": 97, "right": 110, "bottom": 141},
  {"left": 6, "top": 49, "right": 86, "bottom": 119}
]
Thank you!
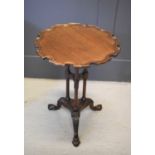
[{"left": 35, "top": 23, "right": 120, "bottom": 67}]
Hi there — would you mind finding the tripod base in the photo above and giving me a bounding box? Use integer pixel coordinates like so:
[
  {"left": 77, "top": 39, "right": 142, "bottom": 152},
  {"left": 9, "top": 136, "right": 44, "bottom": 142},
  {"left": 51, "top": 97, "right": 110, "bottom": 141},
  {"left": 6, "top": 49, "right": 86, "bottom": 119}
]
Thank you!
[
  {"left": 48, "top": 97, "right": 102, "bottom": 112},
  {"left": 48, "top": 66, "right": 102, "bottom": 147},
  {"left": 48, "top": 97, "right": 102, "bottom": 147}
]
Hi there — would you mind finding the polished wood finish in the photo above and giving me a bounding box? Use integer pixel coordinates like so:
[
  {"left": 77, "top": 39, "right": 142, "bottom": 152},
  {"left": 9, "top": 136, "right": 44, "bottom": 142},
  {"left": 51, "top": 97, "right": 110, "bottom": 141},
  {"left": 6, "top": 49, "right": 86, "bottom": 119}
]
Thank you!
[
  {"left": 35, "top": 23, "right": 120, "bottom": 147},
  {"left": 48, "top": 66, "right": 102, "bottom": 146},
  {"left": 35, "top": 23, "right": 120, "bottom": 67}
]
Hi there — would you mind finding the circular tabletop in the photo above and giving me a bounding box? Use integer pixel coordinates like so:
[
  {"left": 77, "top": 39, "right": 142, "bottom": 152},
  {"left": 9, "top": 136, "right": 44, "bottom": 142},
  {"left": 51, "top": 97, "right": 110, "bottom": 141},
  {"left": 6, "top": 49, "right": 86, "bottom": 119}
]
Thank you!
[{"left": 35, "top": 23, "right": 120, "bottom": 67}]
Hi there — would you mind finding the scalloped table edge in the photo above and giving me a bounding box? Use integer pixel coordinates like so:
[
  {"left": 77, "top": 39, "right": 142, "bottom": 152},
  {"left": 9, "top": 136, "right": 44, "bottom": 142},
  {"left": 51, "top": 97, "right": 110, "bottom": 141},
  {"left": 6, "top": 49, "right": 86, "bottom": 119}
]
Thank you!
[{"left": 34, "top": 23, "right": 120, "bottom": 68}]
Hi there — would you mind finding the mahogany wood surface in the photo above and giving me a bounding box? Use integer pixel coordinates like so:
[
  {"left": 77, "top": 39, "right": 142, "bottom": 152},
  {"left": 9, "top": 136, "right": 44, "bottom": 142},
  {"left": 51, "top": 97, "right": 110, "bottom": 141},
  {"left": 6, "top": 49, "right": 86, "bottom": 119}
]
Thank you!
[{"left": 35, "top": 23, "right": 120, "bottom": 67}]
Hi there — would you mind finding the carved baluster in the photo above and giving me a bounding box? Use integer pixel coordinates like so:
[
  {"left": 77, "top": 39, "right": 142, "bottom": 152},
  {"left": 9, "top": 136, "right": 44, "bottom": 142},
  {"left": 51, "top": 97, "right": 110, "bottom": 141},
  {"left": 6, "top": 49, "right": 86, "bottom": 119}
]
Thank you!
[
  {"left": 71, "top": 68, "right": 80, "bottom": 146},
  {"left": 65, "top": 65, "right": 70, "bottom": 100},
  {"left": 74, "top": 68, "right": 79, "bottom": 110},
  {"left": 81, "top": 68, "right": 88, "bottom": 101}
]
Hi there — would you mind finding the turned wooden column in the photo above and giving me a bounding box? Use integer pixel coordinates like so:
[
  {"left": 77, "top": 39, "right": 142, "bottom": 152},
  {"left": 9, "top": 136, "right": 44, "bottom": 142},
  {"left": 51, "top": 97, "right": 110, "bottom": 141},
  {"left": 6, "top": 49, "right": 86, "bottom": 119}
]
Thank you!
[
  {"left": 74, "top": 68, "right": 80, "bottom": 110},
  {"left": 65, "top": 65, "right": 70, "bottom": 101},
  {"left": 82, "top": 68, "right": 88, "bottom": 101}
]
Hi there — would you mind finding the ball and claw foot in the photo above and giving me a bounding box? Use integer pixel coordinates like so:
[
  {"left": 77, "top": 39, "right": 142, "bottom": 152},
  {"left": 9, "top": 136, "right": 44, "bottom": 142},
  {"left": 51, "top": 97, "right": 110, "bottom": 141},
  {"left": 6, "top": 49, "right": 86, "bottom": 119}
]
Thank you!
[{"left": 72, "top": 136, "right": 80, "bottom": 147}]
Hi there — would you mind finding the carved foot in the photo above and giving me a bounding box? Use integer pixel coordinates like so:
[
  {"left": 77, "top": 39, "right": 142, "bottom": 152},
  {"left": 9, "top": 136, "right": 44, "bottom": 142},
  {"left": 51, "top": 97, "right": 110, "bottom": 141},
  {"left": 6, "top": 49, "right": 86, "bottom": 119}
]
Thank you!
[
  {"left": 86, "top": 98, "right": 102, "bottom": 111},
  {"left": 71, "top": 111, "right": 80, "bottom": 147},
  {"left": 48, "top": 97, "right": 66, "bottom": 110},
  {"left": 48, "top": 104, "right": 61, "bottom": 110},
  {"left": 72, "top": 135, "right": 80, "bottom": 147},
  {"left": 90, "top": 103, "right": 102, "bottom": 111}
]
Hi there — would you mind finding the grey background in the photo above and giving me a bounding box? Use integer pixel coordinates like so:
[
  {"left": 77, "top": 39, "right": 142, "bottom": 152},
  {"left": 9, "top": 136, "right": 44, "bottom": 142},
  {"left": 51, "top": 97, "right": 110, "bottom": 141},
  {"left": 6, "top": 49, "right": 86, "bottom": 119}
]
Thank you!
[{"left": 24, "top": 0, "right": 131, "bottom": 81}]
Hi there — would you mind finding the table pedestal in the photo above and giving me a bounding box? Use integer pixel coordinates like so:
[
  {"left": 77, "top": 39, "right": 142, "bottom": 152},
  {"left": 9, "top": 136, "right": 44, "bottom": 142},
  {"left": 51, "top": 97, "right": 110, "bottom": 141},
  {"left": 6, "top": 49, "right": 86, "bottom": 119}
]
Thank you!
[{"left": 48, "top": 65, "right": 102, "bottom": 147}]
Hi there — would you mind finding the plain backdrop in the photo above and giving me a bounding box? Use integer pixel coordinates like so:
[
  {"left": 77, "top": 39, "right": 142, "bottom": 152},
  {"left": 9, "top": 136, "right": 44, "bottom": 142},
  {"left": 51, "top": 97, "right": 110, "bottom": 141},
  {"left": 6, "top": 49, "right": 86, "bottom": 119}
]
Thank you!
[{"left": 24, "top": 0, "right": 131, "bottom": 81}]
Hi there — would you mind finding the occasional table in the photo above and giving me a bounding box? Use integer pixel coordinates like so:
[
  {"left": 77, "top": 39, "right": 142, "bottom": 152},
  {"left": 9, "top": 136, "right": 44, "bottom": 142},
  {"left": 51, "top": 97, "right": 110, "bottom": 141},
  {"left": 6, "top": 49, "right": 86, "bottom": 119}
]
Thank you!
[{"left": 35, "top": 23, "right": 120, "bottom": 147}]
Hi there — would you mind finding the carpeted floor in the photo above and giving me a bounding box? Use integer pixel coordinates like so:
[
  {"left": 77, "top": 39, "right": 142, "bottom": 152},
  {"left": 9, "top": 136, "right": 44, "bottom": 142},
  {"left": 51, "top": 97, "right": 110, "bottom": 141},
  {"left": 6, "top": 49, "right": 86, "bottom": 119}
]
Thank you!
[{"left": 24, "top": 78, "right": 130, "bottom": 155}]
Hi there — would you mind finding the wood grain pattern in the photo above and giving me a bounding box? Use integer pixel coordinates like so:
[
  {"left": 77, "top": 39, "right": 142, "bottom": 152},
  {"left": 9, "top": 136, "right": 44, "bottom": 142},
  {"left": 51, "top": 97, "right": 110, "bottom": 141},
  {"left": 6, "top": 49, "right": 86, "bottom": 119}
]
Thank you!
[{"left": 35, "top": 23, "right": 120, "bottom": 67}]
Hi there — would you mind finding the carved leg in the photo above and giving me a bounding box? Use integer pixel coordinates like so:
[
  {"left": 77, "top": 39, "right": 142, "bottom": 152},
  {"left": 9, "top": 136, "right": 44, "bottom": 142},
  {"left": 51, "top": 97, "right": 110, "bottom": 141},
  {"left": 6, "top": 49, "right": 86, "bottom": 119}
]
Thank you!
[
  {"left": 48, "top": 65, "right": 71, "bottom": 111},
  {"left": 81, "top": 68, "right": 102, "bottom": 111},
  {"left": 71, "top": 111, "right": 80, "bottom": 147},
  {"left": 48, "top": 99, "right": 63, "bottom": 110}
]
